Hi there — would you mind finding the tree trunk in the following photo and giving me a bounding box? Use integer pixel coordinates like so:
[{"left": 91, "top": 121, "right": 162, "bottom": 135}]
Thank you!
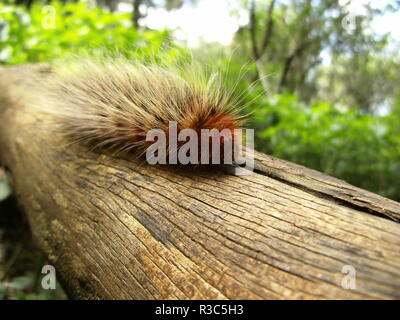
[
  {"left": 132, "top": 0, "right": 142, "bottom": 29},
  {"left": 249, "top": 0, "right": 276, "bottom": 93},
  {"left": 0, "top": 64, "right": 400, "bottom": 299}
]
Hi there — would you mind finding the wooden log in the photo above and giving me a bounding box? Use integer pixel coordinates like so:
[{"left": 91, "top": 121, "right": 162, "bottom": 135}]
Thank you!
[{"left": 0, "top": 64, "right": 399, "bottom": 299}]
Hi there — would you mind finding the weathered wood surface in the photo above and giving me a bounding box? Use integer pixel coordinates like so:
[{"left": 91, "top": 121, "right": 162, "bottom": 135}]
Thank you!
[{"left": 0, "top": 65, "right": 399, "bottom": 299}]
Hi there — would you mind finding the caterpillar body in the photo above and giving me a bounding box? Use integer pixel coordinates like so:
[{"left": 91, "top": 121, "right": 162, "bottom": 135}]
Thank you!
[{"left": 38, "top": 57, "right": 247, "bottom": 164}]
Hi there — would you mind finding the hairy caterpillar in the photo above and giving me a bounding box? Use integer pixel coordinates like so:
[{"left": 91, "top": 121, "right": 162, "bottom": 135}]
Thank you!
[{"left": 37, "top": 57, "right": 248, "bottom": 164}]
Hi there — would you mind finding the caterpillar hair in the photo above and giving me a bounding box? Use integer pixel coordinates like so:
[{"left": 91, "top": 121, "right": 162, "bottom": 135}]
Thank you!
[{"left": 37, "top": 56, "right": 247, "bottom": 163}]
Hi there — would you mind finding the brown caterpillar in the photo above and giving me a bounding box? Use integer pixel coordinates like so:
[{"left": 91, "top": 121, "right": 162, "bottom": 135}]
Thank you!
[{"left": 37, "top": 57, "right": 247, "bottom": 163}]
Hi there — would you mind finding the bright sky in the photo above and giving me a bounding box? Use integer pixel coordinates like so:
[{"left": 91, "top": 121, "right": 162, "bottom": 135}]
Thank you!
[
  {"left": 119, "top": 0, "right": 247, "bottom": 46},
  {"left": 120, "top": 0, "right": 400, "bottom": 47},
  {"left": 346, "top": 0, "right": 400, "bottom": 39},
  {"left": 142, "top": 0, "right": 247, "bottom": 46}
]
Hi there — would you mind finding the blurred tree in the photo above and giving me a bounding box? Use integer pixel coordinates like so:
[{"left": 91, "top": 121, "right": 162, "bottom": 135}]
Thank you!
[
  {"left": 249, "top": 0, "right": 275, "bottom": 91},
  {"left": 234, "top": 0, "right": 398, "bottom": 111},
  {"left": 244, "top": 0, "right": 343, "bottom": 95},
  {"left": 316, "top": 4, "right": 400, "bottom": 112}
]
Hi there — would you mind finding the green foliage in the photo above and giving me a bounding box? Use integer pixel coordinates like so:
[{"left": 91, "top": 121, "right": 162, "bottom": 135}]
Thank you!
[
  {"left": 0, "top": 1, "right": 183, "bottom": 65},
  {"left": 251, "top": 93, "right": 400, "bottom": 201}
]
